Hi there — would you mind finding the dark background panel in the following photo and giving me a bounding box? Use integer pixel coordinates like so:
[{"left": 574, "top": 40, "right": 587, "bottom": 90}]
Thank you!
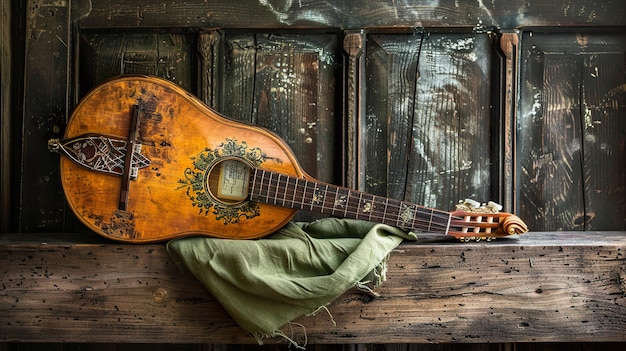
[
  {"left": 364, "top": 32, "right": 494, "bottom": 211},
  {"left": 363, "top": 33, "right": 424, "bottom": 199},
  {"left": 18, "top": 2, "right": 70, "bottom": 233},
  {"left": 78, "top": 32, "right": 196, "bottom": 94},
  {"left": 518, "top": 31, "right": 626, "bottom": 231},
  {"left": 220, "top": 32, "right": 340, "bottom": 185},
  {"left": 580, "top": 51, "right": 626, "bottom": 230}
]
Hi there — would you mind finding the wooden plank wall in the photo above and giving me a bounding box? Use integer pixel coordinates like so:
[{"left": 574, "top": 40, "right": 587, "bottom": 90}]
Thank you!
[
  {"left": 0, "top": 0, "right": 11, "bottom": 233},
  {"left": 67, "top": 27, "right": 626, "bottom": 231},
  {"left": 218, "top": 33, "right": 339, "bottom": 185},
  {"left": 7, "top": 0, "right": 626, "bottom": 235},
  {"left": 518, "top": 31, "right": 626, "bottom": 231},
  {"left": 1, "top": 0, "right": 625, "bottom": 350},
  {"left": 363, "top": 32, "right": 493, "bottom": 210}
]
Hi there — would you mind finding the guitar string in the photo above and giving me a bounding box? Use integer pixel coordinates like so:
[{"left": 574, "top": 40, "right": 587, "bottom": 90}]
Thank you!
[
  {"left": 253, "top": 180, "right": 450, "bottom": 232},
  {"left": 251, "top": 169, "right": 456, "bottom": 232},
  {"left": 61, "top": 136, "right": 465, "bottom": 228},
  {"left": 251, "top": 169, "right": 457, "bottom": 225},
  {"left": 249, "top": 168, "right": 494, "bottom": 235},
  {"left": 249, "top": 169, "right": 499, "bottom": 234},
  {"left": 100, "top": 159, "right": 484, "bottom": 233}
]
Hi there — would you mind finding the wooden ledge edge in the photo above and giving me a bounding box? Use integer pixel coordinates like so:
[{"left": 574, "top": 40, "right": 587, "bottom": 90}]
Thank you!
[
  {"left": 1, "top": 231, "right": 625, "bottom": 344},
  {"left": 1, "top": 231, "right": 626, "bottom": 246}
]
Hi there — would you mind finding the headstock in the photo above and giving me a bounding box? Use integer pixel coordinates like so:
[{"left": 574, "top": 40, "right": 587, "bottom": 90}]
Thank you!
[{"left": 448, "top": 199, "right": 528, "bottom": 242}]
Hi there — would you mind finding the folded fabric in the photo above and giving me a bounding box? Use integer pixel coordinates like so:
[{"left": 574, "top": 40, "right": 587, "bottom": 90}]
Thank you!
[{"left": 166, "top": 218, "right": 417, "bottom": 345}]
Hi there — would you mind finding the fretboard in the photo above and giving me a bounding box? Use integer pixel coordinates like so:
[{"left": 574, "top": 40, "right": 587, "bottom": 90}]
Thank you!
[{"left": 249, "top": 168, "right": 452, "bottom": 233}]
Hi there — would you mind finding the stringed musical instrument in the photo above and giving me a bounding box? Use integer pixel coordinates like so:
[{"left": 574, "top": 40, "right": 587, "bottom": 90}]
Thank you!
[{"left": 49, "top": 75, "right": 528, "bottom": 243}]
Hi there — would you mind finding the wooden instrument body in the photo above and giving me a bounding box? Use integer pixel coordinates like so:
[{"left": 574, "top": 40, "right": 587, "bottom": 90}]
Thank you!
[
  {"left": 58, "top": 76, "right": 528, "bottom": 243},
  {"left": 61, "top": 75, "right": 303, "bottom": 242}
]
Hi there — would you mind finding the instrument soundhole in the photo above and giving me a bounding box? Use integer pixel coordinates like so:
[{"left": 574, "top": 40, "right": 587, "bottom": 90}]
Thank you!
[{"left": 205, "top": 158, "right": 252, "bottom": 204}]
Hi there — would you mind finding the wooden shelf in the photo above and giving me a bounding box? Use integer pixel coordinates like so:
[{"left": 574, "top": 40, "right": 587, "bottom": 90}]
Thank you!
[{"left": 2, "top": 231, "right": 625, "bottom": 344}]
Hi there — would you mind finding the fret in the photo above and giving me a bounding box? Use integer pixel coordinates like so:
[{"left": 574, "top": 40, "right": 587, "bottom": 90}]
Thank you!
[
  {"left": 371, "top": 194, "right": 387, "bottom": 224},
  {"left": 310, "top": 183, "right": 326, "bottom": 213},
  {"left": 263, "top": 172, "right": 272, "bottom": 203},
  {"left": 382, "top": 197, "right": 389, "bottom": 223},
  {"left": 280, "top": 175, "right": 289, "bottom": 207},
  {"left": 323, "top": 185, "right": 334, "bottom": 213},
  {"left": 265, "top": 171, "right": 273, "bottom": 204},
  {"left": 346, "top": 190, "right": 361, "bottom": 220},
  {"left": 427, "top": 209, "right": 434, "bottom": 232},
  {"left": 415, "top": 207, "right": 436, "bottom": 232},
  {"left": 260, "top": 169, "right": 268, "bottom": 199},
  {"left": 410, "top": 204, "right": 425, "bottom": 231},
  {"left": 268, "top": 172, "right": 276, "bottom": 205},
  {"left": 309, "top": 182, "right": 314, "bottom": 211},
  {"left": 301, "top": 179, "right": 309, "bottom": 210},
  {"left": 323, "top": 184, "right": 330, "bottom": 213},
  {"left": 288, "top": 176, "right": 298, "bottom": 208},
  {"left": 409, "top": 204, "right": 430, "bottom": 232},
  {"left": 279, "top": 174, "right": 287, "bottom": 207},
  {"left": 331, "top": 187, "right": 339, "bottom": 216},
  {"left": 273, "top": 173, "right": 282, "bottom": 206},
  {"left": 292, "top": 177, "right": 299, "bottom": 209},
  {"left": 357, "top": 192, "right": 364, "bottom": 220},
  {"left": 332, "top": 187, "right": 348, "bottom": 217},
  {"left": 274, "top": 173, "right": 287, "bottom": 206},
  {"left": 385, "top": 198, "right": 401, "bottom": 228},
  {"left": 282, "top": 173, "right": 294, "bottom": 208},
  {"left": 254, "top": 169, "right": 261, "bottom": 198},
  {"left": 250, "top": 168, "right": 259, "bottom": 199}
]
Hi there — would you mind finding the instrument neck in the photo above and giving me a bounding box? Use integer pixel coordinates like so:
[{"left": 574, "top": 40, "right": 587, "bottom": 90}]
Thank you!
[{"left": 249, "top": 168, "right": 452, "bottom": 234}]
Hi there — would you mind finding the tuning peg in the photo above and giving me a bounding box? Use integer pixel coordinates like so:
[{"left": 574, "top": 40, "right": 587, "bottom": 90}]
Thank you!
[
  {"left": 462, "top": 198, "right": 481, "bottom": 208},
  {"left": 486, "top": 201, "right": 503, "bottom": 212}
]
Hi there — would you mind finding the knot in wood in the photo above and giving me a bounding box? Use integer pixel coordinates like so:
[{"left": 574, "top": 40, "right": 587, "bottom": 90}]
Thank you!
[{"left": 152, "top": 287, "right": 169, "bottom": 304}]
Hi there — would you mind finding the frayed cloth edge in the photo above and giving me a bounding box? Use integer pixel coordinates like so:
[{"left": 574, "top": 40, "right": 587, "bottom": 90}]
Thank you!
[
  {"left": 254, "top": 323, "right": 308, "bottom": 350},
  {"left": 253, "top": 257, "right": 391, "bottom": 349}
]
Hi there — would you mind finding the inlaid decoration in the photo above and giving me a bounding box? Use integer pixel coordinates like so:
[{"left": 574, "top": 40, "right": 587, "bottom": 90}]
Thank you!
[{"left": 178, "top": 139, "right": 268, "bottom": 224}]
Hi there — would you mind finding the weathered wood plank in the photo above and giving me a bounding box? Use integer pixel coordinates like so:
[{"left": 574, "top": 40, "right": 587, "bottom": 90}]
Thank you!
[
  {"left": 19, "top": 1, "right": 70, "bottom": 232},
  {"left": 518, "top": 48, "right": 585, "bottom": 231},
  {"left": 363, "top": 32, "right": 423, "bottom": 198},
  {"left": 79, "top": 32, "right": 195, "bottom": 92},
  {"left": 2, "top": 232, "right": 625, "bottom": 344},
  {"left": 77, "top": 0, "right": 626, "bottom": 29},
  {"left": 580, "top": 51, "right": 626, "bottom": 230},
  {"left": 409, "top": 32, "right": 494, "bottom": 209},
  {"left": 198, "top": 31, "right": 223, "bottom": 110},
  {"left": 518, "top": 31, "right": 626, "bottom": 231},
  {"left": 220, "top": 33, "right": 257, "bottom": 122},
  {"left": 220, "top": 32, "right": 339, "bottom": 184},
  {"left": 1, "top": 0, "right": 12, "bottom": 233},
  {"left": 363, "top": 32, "right": 493, "bottom": 210}
]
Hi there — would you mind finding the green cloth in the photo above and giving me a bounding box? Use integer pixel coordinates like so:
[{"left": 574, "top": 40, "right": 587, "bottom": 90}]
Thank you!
[{"left": 166, "top": 218, "right": 417, "bottom": 343}]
